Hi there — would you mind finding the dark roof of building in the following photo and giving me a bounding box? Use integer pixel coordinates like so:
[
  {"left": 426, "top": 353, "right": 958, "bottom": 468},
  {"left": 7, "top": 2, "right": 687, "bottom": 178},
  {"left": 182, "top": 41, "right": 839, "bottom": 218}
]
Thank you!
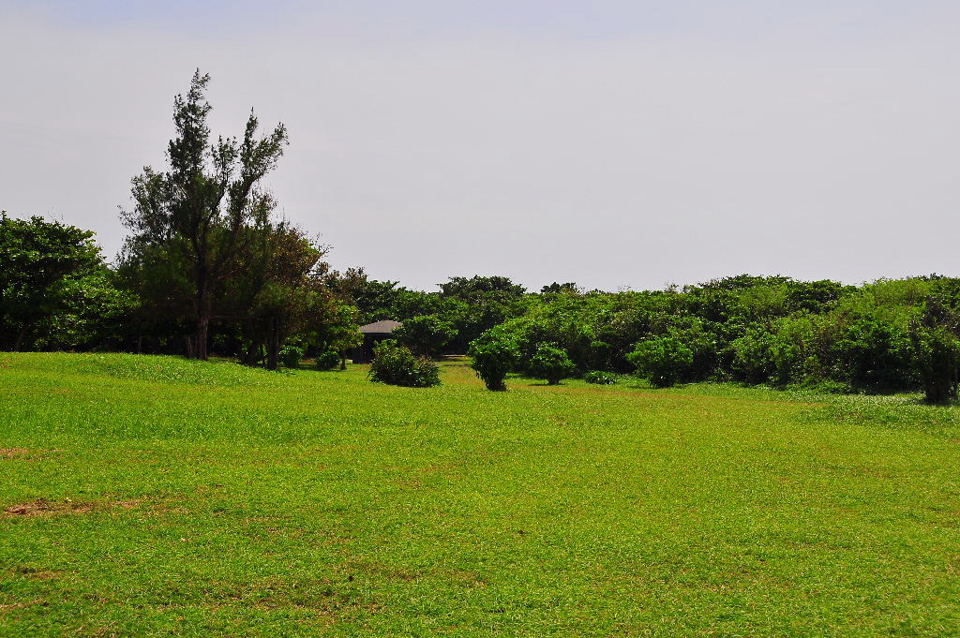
[{"left": 359, "top": 320, "right": 402, "bottom": 335}]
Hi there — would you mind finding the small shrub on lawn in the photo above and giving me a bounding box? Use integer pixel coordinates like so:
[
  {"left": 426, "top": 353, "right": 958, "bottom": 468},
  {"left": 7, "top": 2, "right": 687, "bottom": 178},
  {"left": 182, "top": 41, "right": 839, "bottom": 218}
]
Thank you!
[
  {"left": 315, "top": 349, "right": 342, "bottom": 371},
  {"left": 279, "top": 344, "right": 305, "bottom": 368},
  {"left": 627, "top": 336, "right": 694, "bottom": 388},
  {"left": 468, "top": 328, "right": 520, "bottom": 391},
  {"left": 584, "top": 370, "right": 618, "bottom": 385},
  {"left": 369, "top": 340, "right": 440, "bottom": 388},
  {"left": 528, "top": 343, "right": 575, "bottom": 385}
]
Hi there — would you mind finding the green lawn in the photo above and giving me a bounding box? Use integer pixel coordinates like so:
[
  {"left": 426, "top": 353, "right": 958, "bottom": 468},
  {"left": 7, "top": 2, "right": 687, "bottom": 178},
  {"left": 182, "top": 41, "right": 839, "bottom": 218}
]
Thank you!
[{"left": 1, "top": 353, "right": 959, "bottom": 636}]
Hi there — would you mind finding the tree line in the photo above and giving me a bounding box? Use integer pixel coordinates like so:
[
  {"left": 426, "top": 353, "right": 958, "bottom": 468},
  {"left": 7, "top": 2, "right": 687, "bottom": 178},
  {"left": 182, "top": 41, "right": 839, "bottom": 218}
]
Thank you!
[{"left": 3, "top": 72, "right": 960, "bottom": 402}]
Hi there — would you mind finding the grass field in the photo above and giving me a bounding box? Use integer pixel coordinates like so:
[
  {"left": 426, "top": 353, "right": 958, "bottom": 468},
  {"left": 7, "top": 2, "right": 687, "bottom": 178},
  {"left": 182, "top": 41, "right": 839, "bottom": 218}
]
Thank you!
[{"left": 1, "top": 353, "right": 959, "bottom": 636}]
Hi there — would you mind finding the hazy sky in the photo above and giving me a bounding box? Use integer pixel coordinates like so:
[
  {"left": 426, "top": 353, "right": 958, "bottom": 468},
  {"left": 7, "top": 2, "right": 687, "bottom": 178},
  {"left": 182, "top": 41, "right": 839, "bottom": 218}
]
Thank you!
[{"left": 3, "top": 1, "right": 960, "bottom": 291}]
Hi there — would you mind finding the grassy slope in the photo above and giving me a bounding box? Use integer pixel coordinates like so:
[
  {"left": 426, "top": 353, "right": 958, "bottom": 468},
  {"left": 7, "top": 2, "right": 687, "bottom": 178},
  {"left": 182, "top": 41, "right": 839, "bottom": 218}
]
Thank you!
[{"left": 0, "top": 353, "right": 958, "bottom": 637}]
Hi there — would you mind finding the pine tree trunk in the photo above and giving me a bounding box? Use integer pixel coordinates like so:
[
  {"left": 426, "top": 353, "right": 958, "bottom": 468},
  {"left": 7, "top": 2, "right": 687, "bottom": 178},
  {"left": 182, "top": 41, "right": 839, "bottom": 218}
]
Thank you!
[
  {"left": 266, "top": 319, "right": 279, "bottom": 370},
  {"left": 192, "top": 259, "right": 210, "bottom": 360},
  {"left": 195, "top": 315, "right": 209, "bottom": 360}
]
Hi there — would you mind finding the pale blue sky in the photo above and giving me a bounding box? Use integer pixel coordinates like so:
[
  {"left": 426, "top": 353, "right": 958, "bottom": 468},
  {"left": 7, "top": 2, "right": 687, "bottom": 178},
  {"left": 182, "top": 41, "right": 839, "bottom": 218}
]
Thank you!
[{"left": 3, "top": 1, "right": 960, "bottom": 290}]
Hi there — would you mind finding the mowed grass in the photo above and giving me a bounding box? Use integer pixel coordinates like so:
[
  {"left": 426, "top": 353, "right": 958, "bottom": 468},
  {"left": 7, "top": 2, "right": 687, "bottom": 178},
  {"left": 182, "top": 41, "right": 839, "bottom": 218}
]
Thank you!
[{"left": 1, "top": 354, "right": 959, "bottom": 637}]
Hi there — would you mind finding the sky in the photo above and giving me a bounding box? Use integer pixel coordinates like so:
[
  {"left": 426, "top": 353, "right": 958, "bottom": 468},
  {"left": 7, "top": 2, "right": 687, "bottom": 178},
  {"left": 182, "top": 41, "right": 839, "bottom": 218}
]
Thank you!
[{"left": 2, "top": 1, "right": 960, "bottom": 292}]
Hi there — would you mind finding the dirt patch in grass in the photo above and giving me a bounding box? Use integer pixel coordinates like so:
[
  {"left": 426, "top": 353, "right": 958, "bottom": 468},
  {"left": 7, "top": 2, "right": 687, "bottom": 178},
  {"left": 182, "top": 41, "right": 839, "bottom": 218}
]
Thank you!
[
  {"left": 4, "top": 499, "right": 92, "bottom": 517},
  {"left": 0, "top": 448, "right": 33, "bottom": 459},
  {"left": 0, "top": 448, "right": 61, "bottom": 461},
  {"left": 14, "top": 566, "right": 63, "bottom": 580},
  {"left": 3, "top": 498, "right": 143, "bottom": 518}
]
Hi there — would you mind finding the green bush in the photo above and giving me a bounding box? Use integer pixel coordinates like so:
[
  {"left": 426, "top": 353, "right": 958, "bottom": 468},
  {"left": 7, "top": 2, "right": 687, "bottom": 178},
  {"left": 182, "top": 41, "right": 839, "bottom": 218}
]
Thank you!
[
  {"left": 279, "top": 344, "right": 305, "bottom": 368},
  {"left": 314, "top": 349, "right": 341, "bottom": 370},
  {"left": 910, "top": 297, "right": 960, "bottom": 404},
  {"left": 369, "top": 340, "right": 440, "bottom": 388},
  {"left": 528, "top": 342, "right": 575, "bottom": 385},
  {"left": 584, "top": 370, "right": 618, "bottom": 385},
  {"left": 832, "top": 318, "right": 914, "bottom": 393},
  {"left": 767, "top": 315, "right": 816, "bottom": 387},
  {"left": 468, "top": 328, "right": 519, "bottom": 391},
  {"left": 627, "top": 336, "right": 694, "bottom": 388},
  {"left": 730, "top": 326, "right": 774, "bottom": 385},
  {"left": 662, "top": 318, "right": 718, "bottom": 381}
]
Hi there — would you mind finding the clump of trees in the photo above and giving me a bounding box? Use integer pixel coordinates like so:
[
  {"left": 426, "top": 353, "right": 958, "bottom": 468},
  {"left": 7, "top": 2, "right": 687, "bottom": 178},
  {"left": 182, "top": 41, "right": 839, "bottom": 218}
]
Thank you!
[
  {"left": 121, "top": 71, "right": 289, "bottom": 361},
  {"left": 117, "top": 71, "right": 361, "bottom": 369},
  {"left": 0, "top": 213, "right": 134, "bottom": 351},
  {"left": 394, "top": 314, "right": 456, "bottom": 358},
  {"left": 459, "top": 275, "right": 960, "bottom": 401},
  {"left": 2, "top": 72, "right": 360, "bottom": 370},
  {"left": 5, "top": 74, "right": 960, "bottom": 404}
]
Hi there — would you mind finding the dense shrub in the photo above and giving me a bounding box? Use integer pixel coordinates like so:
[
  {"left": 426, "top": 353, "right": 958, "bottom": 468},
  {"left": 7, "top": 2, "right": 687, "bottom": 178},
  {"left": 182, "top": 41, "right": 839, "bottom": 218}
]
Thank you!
[
  {"left": 910, "top": 297, "right": 960, "bottom": 404},
  {"left": 279, "top": 344, "right": 305, "bottom": 368},
  {"left": 314, "top": 349, "right": 341, "bottom": 370},
  {"left": 768, "top": 315, "right": 816, "bottom": 387},
  {"left": 468, "top": 327, "right": 519, "bottom": 391},
  {"left": 730, "top": 326, "right": 774, "bottom": 385},
  {"left": 369, "top": 340, "right": 441, "bottom": 387},
  {"left": 528, "top": 343, "right": 575, "bottom": 385},
  {"left": 730, "top": 318, "right": 815, "bottom": 387},
  {"left": 627, "top": 336, "right": 694, "bottom": 387},
  {"left": 584, "top": 370, "right": 618, "bottom": 385},
  {"left": 661, "top": 318, "right": 719, "bottom": 381},
  {"left": 831, "top": 318, "right": 914, "bottom": 393}
]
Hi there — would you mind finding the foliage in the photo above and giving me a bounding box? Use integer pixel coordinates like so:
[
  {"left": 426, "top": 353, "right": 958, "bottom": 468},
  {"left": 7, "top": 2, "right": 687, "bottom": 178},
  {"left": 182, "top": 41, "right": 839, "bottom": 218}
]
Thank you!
[
  {"left": 229, "top": 223, "right": 344, "bottom": 370},
  {"left": 468, "top": 326, "right": 520, "bottom": 391},
  {"left": 11, "top": 198, "right": 960, "bottom": 405},
  {"left": 627, "top": 336, "right": 695, "bottom": 387},
  {"left": 439, "top": 275, "right": 529, "bottom": 351},
  {"left": 314, "top": 349, "right": 342, "bottom": 371},
  {"left": 730, "top": 325, "right": 775, "bottom": 385},
  {"left": 0, "top": 213, "right": 121, "bottom": 351},
  {"left": 540, "top": 282, "right": 581, "bottom": 295},
  {"left": 909, "top": 297, "right": 960, "bottom": 404},
  {"left": 583, "top": 370, "right": 618, "bottom": 385},
  {"left": 439, "top": 275, "right": 526, "bottom": 299},
  {"left": 120, "top": 70, "right": 288, "bottom": 359},
  {"left": 368, "top": 340, "right": 440, "bottom": 387},
  {"left": 279, "top": 343, "right": 305, "bottom": 369},
  {"left": 393, "top": 314, "right": 456, "bottom": 357},
  {"left": 831, "top": 318, "right": 914, "bottom": 393},
  {"left": 36, "top": 269, "right": 137, "bottom": 351},
  {"left": 528, "top": 342, "right": 576, "bottom": 385}
]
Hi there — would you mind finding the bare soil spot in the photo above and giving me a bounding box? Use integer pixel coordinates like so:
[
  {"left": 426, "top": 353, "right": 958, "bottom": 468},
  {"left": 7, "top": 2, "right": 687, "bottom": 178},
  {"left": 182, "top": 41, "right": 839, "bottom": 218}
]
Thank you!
[
  {"left": 14, "top": 566, "right": 63, "bottom": 580},
  {"left": 0, "top": 448, "right": 61, "bottom": 461},
  {"left": 3, "top": 498, "right": 144, "bottom": 518},
  {"left": 0, "top": 448, "right": 31, "bottom": 459},
  {"left": 4, "top": 499, "right": 89, "bottom": 517}
]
